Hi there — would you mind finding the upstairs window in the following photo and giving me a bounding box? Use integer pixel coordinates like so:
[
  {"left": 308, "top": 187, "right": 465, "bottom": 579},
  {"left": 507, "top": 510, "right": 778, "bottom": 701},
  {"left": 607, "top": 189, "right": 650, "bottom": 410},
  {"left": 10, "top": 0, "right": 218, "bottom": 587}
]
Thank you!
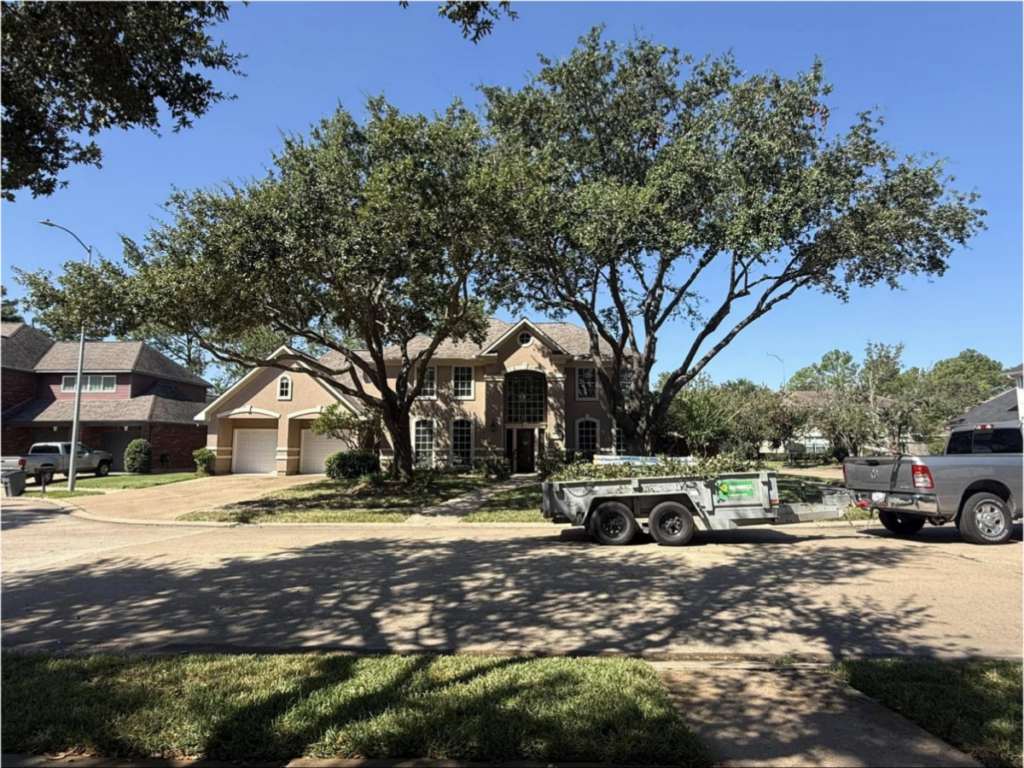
[
  {"left": 619, "top": 369, "right": 631, "bottom": 396},
  {"left": 576, "top": 368, "right": 597, "bottom": 400},
  {"left": 506, "top": 372, "right": 546, "bottom": 423},
  {"left": 419, "top": 367, "right": 436, "bottom": 399},
  {"left": 61, "top": 375, "right": 116, "bottom": 393},
  {"left": 453, "top": 366, "right": 474, "bottom": 399},
  {"left": 277, "top": 375, "right": 292, "bottom": 401}
]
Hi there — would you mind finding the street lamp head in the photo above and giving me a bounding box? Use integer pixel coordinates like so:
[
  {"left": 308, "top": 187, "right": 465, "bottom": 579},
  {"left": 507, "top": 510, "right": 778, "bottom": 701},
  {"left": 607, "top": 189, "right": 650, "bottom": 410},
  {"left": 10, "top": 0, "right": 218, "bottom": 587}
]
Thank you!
[{"left": 39, "top": 219, "right": 56, "bottom": 227}]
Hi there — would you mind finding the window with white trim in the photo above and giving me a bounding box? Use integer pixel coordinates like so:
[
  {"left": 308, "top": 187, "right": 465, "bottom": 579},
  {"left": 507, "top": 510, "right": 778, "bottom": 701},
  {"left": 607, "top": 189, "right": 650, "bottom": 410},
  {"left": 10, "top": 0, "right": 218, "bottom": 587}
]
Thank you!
[
  {"left": 518, "top": 331, "right": 533, "bottom": 346},
  {"left": 619, "top": 369, "right": 631, "bottom": 396},
  {"left": 451, "top": 419, "right": 473, "bottom": 467},
  {"left": 419, "top": 367, "right": 436, "bottom": 398},
  {"left": 506, "top": 372, "right": 546, "bottom": 423},
  {"left": 61, "top": 375, "right": 116, "bottom": 393},
  {"left": 453, "top": 366, "right": 474, "bottom": 399},
  {"left": 614, "top": 427, "right": 626, "bottom": 456},
  {"left": 277, "top": 375, "right": 292, "bottom": 400},
  {"left": 414, "top": 420, "right": 436, "bottom": 467},
  {"left": 576, "top": 418, "right": 598, "bottom": 456},
  {"left": 576, "top": 368, "right": 597, "bottom": 400}
]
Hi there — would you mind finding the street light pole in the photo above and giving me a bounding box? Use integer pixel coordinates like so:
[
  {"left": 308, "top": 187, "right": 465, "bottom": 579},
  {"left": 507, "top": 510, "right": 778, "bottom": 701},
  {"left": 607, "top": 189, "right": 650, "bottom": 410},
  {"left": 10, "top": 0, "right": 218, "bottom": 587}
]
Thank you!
[
  {"left": 766, "top": 353, "right": 786, "bottom": 391},
  {"left": 39, "top": 220, "right": 93, "bottom": 491}
]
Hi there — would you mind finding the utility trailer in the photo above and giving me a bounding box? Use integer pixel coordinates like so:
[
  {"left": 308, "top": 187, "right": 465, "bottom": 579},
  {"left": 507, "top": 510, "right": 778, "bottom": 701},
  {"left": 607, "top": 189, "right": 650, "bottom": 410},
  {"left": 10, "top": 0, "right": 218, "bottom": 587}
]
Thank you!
[{"left": 541, "top": 470, "right": 855, "bottom": 545}]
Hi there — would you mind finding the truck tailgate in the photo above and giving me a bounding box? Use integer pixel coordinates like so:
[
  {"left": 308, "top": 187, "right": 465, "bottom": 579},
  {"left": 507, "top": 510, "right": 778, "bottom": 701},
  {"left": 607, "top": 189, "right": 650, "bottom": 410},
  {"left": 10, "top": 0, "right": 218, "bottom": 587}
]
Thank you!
[{"left": 843, "top": 456, "right": 920, "bottom": 493}]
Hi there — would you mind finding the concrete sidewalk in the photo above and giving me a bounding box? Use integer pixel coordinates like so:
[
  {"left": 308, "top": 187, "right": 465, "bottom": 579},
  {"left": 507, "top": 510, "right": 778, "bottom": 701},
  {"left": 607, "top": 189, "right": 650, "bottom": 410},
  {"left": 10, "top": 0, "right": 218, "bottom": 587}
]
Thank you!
[{"left": 656, "top": 664, "right": 980, "bottom": 767}]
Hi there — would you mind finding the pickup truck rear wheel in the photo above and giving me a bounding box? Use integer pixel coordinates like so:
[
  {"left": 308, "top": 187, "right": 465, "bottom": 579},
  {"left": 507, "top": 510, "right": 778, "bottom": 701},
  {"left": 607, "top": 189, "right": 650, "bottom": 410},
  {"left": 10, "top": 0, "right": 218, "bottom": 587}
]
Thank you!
[
  {"left": 589, "top": 502, "right": 637, "bottom": 546},
  {"left": 878, "top": 510, "right": 926, "bottom": 536},
  {"left": 95, "top": 461, "right": 111, "bottom": 477},
  {"left": 649, "top": 501, "right": 695, "bottom": 546},
  {"left": 958, "top": 493, "right": 1012, "bottom": 545}
]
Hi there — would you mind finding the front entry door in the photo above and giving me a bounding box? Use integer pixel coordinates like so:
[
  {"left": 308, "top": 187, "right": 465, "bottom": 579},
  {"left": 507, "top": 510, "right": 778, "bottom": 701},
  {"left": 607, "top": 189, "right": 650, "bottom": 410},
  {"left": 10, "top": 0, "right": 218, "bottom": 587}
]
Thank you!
[{"left": 515, "top": 429, "right": 535, "bottom": 473}]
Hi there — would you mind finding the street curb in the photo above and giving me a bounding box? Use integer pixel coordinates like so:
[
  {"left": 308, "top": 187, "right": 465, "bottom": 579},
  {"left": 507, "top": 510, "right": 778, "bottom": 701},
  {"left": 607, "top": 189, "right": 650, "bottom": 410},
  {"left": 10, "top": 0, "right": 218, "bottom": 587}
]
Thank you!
[{"left": 1, "top": 757, "right": 641, "bottom": 768}]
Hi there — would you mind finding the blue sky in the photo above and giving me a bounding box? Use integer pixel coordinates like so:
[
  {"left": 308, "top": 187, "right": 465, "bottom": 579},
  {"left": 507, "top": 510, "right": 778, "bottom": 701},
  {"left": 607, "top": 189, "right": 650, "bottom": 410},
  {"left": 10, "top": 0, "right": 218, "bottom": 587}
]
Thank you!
[{"left": 2, "top": 1, "right": 1021, "bottom": 385}]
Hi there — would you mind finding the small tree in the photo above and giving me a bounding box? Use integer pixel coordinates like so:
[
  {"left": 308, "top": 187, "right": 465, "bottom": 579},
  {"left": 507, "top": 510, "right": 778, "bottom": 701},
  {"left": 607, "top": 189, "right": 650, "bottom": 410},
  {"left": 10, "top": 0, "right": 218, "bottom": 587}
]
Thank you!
[{"left": 124, "top": 439, "right": 153, "bottom": 474}]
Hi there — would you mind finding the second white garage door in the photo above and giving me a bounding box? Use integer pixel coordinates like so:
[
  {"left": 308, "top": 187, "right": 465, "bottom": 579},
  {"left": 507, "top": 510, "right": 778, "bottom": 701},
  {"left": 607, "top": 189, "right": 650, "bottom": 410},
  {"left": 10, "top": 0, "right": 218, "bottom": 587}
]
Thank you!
[
  {"left": 233, "top": 429, "right": 277, "bottom": 474},
  {"left": 300, "top": 430, "right": 351, "bottom": 474}
]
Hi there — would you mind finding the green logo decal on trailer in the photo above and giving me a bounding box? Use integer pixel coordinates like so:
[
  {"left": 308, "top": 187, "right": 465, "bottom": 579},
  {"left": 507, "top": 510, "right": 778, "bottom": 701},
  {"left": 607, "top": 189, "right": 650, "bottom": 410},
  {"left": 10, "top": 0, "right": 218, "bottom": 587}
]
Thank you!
[{"left": 716, "top": 479, "right": 756, "bottom": 500}]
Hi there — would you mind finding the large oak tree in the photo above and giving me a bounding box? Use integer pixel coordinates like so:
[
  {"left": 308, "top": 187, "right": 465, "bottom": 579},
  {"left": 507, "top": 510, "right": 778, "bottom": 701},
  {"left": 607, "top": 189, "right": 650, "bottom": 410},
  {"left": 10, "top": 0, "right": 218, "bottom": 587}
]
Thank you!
[
  {"left": 18, "top": 99, "right": 497, "bottom": 478},
  {"left": 484, "top": 28, "right": 986, "bottom": 453}
]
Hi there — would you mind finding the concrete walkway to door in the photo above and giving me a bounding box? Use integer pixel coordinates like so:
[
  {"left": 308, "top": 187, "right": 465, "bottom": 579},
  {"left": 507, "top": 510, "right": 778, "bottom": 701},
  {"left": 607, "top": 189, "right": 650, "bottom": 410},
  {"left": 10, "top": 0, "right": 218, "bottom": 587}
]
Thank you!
[{"left": 67, "top": 474, "right": 322, "bottom": 523}]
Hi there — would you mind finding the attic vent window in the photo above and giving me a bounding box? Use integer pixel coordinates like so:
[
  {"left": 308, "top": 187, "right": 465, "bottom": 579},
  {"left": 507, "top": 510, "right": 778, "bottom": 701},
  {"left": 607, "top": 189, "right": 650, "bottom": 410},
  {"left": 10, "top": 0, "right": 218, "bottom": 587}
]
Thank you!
[{"left": 518, "top": 332, "right": 532, "bottom": 346}]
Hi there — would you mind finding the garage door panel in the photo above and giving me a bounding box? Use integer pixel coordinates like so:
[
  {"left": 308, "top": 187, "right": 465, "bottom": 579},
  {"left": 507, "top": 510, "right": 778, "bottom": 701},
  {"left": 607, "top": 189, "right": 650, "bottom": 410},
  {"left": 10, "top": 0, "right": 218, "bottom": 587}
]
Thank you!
[
  {"left": 233, "top": 429, "right": 277, "bottom": 474},
  {"left": 300, "top": 430, "right": 352, "bottom": 474}
]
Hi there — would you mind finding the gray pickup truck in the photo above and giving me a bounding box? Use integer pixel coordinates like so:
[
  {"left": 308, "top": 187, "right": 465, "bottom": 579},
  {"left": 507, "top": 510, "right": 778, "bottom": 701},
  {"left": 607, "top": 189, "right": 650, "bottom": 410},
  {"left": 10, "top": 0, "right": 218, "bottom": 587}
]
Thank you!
[
  {"left": 844, "top": 421, "right": 1023, "bottom": 545},
  {"left": 1, "top": 442, "right": 113, "bottom": 485}
]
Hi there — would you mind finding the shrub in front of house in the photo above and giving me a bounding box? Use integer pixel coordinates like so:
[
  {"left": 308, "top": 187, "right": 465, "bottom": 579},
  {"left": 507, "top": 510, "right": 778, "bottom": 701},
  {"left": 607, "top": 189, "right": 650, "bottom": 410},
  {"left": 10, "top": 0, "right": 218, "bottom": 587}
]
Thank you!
[
  {"left": 193, "top": 447, "right": 215, "bottom": 476},
  {"left": 124, "top": 439, "right": 153, "bottom": 474},
  {"left": 325, "top": 450, "right": 380, "bottom": 480}
]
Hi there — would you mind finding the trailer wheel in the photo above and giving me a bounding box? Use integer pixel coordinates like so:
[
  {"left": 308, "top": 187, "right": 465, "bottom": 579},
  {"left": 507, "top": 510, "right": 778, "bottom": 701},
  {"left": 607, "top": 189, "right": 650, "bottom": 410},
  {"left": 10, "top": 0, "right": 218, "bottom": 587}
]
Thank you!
[
  {"left": 877, "top": 510, "right": 926, "bottom": 536},
  {"left": 649, "top": 502, "right": 695, "bottom": 546},
  {"left": 590, "top": 502, "right": 637, "bottom": 546},
  {"left": 957, "top": 493, "right": 1013, "bottom": 545}
]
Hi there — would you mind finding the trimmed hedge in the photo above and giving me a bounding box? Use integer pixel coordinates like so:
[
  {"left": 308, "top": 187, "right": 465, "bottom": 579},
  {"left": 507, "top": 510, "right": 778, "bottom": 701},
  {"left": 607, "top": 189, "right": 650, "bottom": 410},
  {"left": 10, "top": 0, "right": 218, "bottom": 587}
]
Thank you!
[
  {"left": 193, "top": 447, "right": 215, "bottom": 476},
  {"left": 325, "top": 450, "right": 380, "bottom": 480},
  {"left": 124, "top": 439, "right": 153, "bottom": 474}
]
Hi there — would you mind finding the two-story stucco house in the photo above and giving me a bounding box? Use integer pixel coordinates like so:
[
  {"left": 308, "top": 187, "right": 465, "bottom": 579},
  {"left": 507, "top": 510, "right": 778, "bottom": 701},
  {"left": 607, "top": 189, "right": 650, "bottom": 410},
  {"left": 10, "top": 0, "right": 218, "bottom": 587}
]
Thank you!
[
  {"left": 1, "top": 322, "right": 211, "bottom": 469},
  {"left": 196, "top": 318, "right": 627, "bottom": 476}
]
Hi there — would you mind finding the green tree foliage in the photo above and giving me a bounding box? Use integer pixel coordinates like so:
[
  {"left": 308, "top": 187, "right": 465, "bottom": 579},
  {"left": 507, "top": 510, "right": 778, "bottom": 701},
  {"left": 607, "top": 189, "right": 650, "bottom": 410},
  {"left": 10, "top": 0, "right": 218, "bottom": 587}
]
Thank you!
[
  {"left": 660, "top": 374, "right": 807, "bottom": 457},
  {"left": 400, "top": 1, "right": 517, "bottom": 42},
  {"left": 789, "top": 350, "right": 861, "bottom": 391},
  {"left": 484, "top": 28, "right": 985, "bottom": 454},
  {"left": 17, "top": 99, "right": 496, "bottom": 479},
  {"left": 1, "top": 1, "right": 245, "bottom": 200},
  {"left": 1, "top": 286, "right": 23, "bottom": 322}
]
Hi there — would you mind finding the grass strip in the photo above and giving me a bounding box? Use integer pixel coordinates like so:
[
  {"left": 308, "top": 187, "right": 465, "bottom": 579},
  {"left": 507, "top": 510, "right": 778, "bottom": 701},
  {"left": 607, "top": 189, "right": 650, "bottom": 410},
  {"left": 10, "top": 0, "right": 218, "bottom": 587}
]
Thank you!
[
  {"left": 1, "top": 652, "right": 710, "bottom": 766},
  {"left": 462, "top": 483, "right": 544, "bottom": 523},
  {"left": 833, "top": 659, "right": 1022, "bottom": 768},
  {"left": 74, "top": 472, "right": 200, "bottom": 490}
]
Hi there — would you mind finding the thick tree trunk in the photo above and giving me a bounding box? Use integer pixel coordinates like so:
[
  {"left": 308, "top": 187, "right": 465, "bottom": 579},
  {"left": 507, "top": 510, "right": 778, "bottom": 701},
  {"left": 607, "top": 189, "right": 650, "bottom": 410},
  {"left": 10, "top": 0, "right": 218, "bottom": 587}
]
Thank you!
[{"left": 382, "top": 405, "right": 415, "bottom": 480}]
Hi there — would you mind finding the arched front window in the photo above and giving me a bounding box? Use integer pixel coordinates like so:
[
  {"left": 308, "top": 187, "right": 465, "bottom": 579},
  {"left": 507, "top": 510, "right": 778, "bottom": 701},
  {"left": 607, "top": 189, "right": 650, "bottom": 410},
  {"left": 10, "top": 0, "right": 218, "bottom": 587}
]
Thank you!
[
  {"left": 506, "top": 372, "right": 546, "bottom": 424},
  {"left": 277, "top": 375, "right": 292, "bottom": 401}
]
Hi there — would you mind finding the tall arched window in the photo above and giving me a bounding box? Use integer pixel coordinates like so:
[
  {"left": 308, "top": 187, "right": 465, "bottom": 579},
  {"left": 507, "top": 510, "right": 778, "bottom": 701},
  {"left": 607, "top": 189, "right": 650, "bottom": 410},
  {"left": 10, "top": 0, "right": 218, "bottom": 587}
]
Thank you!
[
  {"left": 505, "top": 372, "right": 546, "bottom": 424},
  {"left": 277, "top": 375, "right": 292, "bottom": 401}
]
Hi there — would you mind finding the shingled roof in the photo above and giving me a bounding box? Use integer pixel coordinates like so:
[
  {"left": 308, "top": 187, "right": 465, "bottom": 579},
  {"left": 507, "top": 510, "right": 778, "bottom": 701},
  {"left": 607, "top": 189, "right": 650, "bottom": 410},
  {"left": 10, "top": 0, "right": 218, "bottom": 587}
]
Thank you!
[
  {"left": 364, "top": 318, "right": 615, "bottom": 361},
  {"left": 33, "top": 340, "right": 210, "bottom": 387},
  {"left": 1, "top": 322, "right": 55, "bottom": 371},
  {"left": 947, "top": 388, "right": 1019, "bottom": 428},
  {"left": 3, "top": 381, "right": 206, "bottom": 425}
]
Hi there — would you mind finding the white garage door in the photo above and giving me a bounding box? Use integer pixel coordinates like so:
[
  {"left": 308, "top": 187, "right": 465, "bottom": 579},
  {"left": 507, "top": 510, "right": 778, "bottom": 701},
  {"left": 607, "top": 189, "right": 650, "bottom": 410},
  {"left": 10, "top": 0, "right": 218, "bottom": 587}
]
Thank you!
[
  {"left": 233, "top": 429, "right": 277, "bottom": 474},
  {"left": 300, "top": 430, "right": 351, "bottom": 474}
]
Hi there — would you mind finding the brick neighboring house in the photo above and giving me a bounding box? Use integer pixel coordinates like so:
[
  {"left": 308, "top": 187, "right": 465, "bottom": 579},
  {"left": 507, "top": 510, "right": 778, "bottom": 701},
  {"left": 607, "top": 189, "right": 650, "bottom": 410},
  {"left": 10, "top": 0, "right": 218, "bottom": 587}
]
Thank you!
[
  {"left": 196, "top": 317, "right": 628, "bottom": 476},
  {"left": 1, "top": 322, "right": 211, "bottom": 470}
]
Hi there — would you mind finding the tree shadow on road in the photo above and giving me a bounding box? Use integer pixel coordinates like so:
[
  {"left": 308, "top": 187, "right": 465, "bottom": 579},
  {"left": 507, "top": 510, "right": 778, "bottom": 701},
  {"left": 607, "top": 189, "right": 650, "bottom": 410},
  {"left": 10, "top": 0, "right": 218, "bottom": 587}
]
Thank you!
[{"left": 2, "top": 528, "right": 980, "bottom": 659}]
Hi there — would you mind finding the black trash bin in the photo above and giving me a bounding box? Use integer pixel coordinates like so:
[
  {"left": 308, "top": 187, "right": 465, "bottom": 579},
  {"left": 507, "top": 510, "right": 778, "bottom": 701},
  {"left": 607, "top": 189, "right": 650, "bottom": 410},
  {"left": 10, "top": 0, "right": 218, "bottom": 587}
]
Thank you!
[{"left": 2, "top": 469, "right": 27, "bottom": 498}]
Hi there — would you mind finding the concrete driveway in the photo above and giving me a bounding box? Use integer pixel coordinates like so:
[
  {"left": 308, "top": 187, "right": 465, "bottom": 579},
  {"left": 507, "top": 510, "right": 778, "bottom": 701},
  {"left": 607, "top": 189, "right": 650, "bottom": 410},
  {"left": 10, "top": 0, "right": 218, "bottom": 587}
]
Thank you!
[
  {"left": 67, "top": 473, "right": 321, "bottom": 522},
  {"left": 3, "top": 500, "right": 1021, "bottom": 658}
]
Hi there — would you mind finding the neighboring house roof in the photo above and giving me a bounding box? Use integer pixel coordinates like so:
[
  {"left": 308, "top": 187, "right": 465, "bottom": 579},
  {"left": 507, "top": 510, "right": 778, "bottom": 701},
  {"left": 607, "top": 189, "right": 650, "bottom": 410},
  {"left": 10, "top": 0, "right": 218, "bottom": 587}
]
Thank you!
[
  {"left": 1, "top": 322, "right": 55, "bottom": 371},
  {"left": 1004, "top": 364, "right": 1023, "bottom": 377},
  {"left": 946, "top": 388, "right": 1019, "bottom": 428},
  {"left": 33, "top": 340, "right": 211, "bottom": 388},
  {"left": 2, "top": 382, "right": 206, "bottom": 425}
]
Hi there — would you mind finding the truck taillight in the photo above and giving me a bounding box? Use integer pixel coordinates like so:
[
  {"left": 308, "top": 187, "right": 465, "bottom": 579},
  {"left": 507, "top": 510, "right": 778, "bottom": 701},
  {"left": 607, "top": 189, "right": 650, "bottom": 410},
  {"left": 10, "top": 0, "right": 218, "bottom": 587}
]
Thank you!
[
  {"left": 912, "top": 464, "right": 934, "bottom": 490},
  {"left": 17, "top": 459, "right": 25, "bottom": 468}
]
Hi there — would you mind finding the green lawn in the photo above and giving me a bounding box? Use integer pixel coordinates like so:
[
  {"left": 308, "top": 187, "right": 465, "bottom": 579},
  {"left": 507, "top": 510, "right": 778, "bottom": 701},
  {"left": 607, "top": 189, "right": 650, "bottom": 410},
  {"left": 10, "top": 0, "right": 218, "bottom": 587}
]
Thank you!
[
  {"left": 22, "top": 489, "right": 105, "bottom": 499},
  {"left": 180, "top": 474, "right": 493, "bottom": 524},
  {"left": 1, "top": 653, "right": 710, "bottom": 766},
  {"left": 462, "top": 482, "right": 544, "bottom": 523},
  {"left": 833, "top": 659, "right": 1022, "bottom": 768},
  {"left": 74, "top": 471, "right": 199, "bottom": 490}
]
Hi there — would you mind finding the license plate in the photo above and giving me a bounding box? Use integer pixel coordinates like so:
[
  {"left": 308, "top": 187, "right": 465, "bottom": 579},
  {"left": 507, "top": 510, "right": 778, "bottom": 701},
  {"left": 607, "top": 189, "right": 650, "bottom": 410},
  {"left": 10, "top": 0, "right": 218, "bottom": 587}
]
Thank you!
[{"left": 871, "top": 492, "right": 885, "bottom": 502}]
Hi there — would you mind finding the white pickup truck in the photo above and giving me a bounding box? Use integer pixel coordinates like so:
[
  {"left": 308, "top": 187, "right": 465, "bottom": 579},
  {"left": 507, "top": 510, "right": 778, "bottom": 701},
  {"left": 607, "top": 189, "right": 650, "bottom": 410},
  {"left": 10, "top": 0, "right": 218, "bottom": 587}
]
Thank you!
[
  {"left": 843, "top": 421, "right": 1023, "bottom": 545},
  {"left": 1, "top": 442, "right": 113, "bottom": 485}
]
